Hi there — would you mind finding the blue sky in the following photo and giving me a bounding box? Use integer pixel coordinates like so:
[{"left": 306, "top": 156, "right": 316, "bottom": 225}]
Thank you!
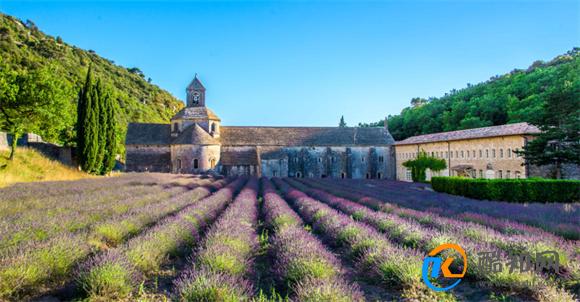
[{"left": 1, "top": 1, "right": 578, "bottom": 127}]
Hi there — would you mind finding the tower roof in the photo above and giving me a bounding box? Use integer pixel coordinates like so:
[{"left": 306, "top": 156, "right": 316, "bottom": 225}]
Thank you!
[
  {"left": 172, "top": 107, "right": 220, "bottom": 121},
  {"left": 187, "top": 74, "right": 205, "bottom": 91}
]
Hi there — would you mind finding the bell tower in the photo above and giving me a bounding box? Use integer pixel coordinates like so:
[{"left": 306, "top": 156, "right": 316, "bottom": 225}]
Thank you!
[{"left": 186, "top": 74, "right": 206, "bottom": 107}]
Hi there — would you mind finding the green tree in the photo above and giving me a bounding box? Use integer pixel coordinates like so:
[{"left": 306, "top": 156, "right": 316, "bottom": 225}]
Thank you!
[
  {"left": 0, "top": 61, "right": 70, "bottom": 160},
  {"left": 517, "top": 81, "right": 580, "bottom": 178},
  {"left": 101, "top": 83, "right": 118, "bottom": 175},
  {"left": 77, "top": 67, "right": 101, "bottom": 173},
  {"left": 402, "top": 150, "right": 447, "bottom": 182},
  {"left": 339, "top": 115, "right": 347, "bottom": 127}
]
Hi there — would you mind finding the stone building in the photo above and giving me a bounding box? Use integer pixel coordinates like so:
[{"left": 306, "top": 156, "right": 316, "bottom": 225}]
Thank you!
[
  {"left": 125, "top": 76, "right": 396, "bottom": 178},
  {"left": 394, "top": 123, "right": 543, "bottom": 181}
]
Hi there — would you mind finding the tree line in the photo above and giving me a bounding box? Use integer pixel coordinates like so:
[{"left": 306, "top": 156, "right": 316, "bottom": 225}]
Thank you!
[
  {"left": 0, "top": 61, "right": 118, "bottom": 175},
  {"left": 361, "top": 49, "right": 579, "bottom": 178}
]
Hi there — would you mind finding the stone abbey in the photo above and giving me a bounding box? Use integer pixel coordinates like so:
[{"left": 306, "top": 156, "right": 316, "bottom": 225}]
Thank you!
[
  {"left": 125, "top": 76, "right": 397, "bottom": 178},
  {"left": 125, "top": 76, "right": 561, "bottom": 180}
]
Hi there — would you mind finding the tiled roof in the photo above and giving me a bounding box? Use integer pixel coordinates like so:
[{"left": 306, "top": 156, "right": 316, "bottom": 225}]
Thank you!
[
  {"left": 220, "top": 148, "right": 259, "bottom": 165},
  {"left": 125, "top": 123, "right": 171, "bottom": 145},
  {"left": 172, "top": 124, "right": 219, "bottom": 145},
  {"left": 219, "top": 127, "right": 394, "bottom": 146},
  {"left": 172, "top": 107, "right": 220, "bottom": 121},
  {"left": 126, "top": 124, "right": 395, "bottom": 147},
  {"left": 395, "top": 122, "right": 541, "bottom": 145}
]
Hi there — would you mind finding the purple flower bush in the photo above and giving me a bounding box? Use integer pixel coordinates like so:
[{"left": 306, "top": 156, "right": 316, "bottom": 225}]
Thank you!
[
  {"left": 286, "top": 178, "right": 577, "bottom": 301},
  {"left": 174, "top": 177, "right": 259, "bottom": 301},
  {"left": 311, "top": 178, "right": 580, "bottom": 240},
  {"left": 0, "top": 175, "right": 218, "bottom": 254},
  {"left": 272, "top": 178, "right": 454, "bottom": 301},
  {"left": 261, "top": 178, "right": 364, "bottom": 301},
  {"left": 76, "top": 177, "right": 247, "bottom": 300}
]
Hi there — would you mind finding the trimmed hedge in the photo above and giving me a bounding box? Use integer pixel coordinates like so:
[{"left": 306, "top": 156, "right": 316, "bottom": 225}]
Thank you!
[{"left": 431, "top": 177, "right": 580, "bottom": 203}]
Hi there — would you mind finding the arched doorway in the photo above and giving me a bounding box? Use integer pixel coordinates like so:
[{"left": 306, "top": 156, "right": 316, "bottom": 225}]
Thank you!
[{"left": 209, "top": 158, "right": 216, "bottom": 169}]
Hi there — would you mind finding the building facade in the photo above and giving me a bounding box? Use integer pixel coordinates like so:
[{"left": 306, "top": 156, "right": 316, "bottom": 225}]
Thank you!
[
  {"left": 125, "top": 76, "right": 397, "bottom": 179},
  {"left": 394, "top": 123, "right": 542, "bottom": 181}
]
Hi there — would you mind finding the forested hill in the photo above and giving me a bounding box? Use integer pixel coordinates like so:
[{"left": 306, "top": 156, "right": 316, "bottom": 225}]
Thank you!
[
  {"left": 0, "top": 13, "right": 184, "bottom": 146},
  {"left": 360, "top": 49, "right": 579, "bottom": 141}
]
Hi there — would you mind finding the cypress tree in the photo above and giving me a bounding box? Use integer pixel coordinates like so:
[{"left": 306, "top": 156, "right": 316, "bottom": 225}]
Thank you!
[
  {"left": 101, "top": 84, "right": 117, "bottom": 175},
  {"left": 83, "top": 78, "right": 100, "bottom": 173},
  {"left": 76, "top": 65, "right": 92, "bottom": 169},
  {"left": 94, "top": 79, "right": 107, "bottom": 173}
]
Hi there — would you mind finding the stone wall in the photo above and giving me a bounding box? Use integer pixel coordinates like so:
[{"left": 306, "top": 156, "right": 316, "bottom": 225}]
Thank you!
[
  {"left": 125, "top": 145, "right": 171, "bottom": 172},
  {"left": 258, "top": 145, "right": 394, "bottom": 179},
  {"left": 171, "top": 144, "right": 220, "bottom": 174},
  {"left": 0, "top": 132, "right": 7, "bottom": 150}
]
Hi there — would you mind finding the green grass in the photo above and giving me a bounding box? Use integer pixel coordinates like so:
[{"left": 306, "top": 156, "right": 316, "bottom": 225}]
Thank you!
[{"left": 0, "top": 147, "right": 94, "bottom": 188}]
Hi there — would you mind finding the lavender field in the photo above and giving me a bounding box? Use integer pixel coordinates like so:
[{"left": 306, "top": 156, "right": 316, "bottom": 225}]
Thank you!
[{"left": 0, "top": 174, "right": 578, "bottom": 301}]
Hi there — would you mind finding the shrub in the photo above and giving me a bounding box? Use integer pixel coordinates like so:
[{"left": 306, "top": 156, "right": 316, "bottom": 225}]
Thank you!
[{"left": 431, "top": 177, "right": 580, "bottom": 203}]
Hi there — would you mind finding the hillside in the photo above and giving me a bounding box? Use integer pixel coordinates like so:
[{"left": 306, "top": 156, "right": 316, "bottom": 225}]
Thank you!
[
  {"left": 0, "top": 147, "right": 94, "bottom": 187},
  {"left": 0, "top": 13, "right": 184, "bottom": 150},
  {"left": 360, "top": 49, "right": 580, "bottom": 141}
]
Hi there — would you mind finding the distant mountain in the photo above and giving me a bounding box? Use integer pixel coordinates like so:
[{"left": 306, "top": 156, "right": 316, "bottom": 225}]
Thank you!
[
  {"left": 0, "top": 13, "right": 184, "bottom": 149},
  {"left": 360, "top": 48, "right": 579, "bottom": 141}
]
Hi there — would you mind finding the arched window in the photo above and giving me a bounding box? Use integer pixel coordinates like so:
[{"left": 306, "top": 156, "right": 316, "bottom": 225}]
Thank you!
[
  {"left": 378, "top": 156, "right": 384, "bottom": 162},
  {"left": 211, "top": 123, "right": 216, "bottom": 133},
  {"left": 173, "top": 123, "right": 179, "bottom": 132},
  {"left": 341, "top": 172, "right": 346, "bottom": 179},
  {"left": 365, "top": 173, "right": 371, "bottom": 179},
  {"left": 296, "top": 172, "right": 302, "bottom": 178},
  {"left": 176, "top": 159, "right": 182, "bottom": 170},
  {"left": 508, "top": 148, "right": 512, "bottom": 158},
  {"left": 500, "top": 149, "right": 504, "bottom": 158},
  {"left": 377, "top": 172, "right": 382, "bottom": 179},
  {"left": 361, "top": 156, "right": 365, "bottom": 163},
  {"left": 209, "top": 158, "right": 216, "bottom": 169},
  {"left": 193, "top": 159, "right": 199, "bottom": 169}
]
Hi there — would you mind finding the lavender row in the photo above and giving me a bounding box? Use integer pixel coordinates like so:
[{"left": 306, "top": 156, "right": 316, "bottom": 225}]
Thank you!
[
  {"left": 0, "top": 186, "right": 185, "bottom": 255},
  {"left": 0, "top": 175, "right": 210, "bottom": 247},
  {"left": 319, "top": 178, "right": 580, "bottom": 240},
  {"left": 307, "top": 178, "right": 580, "bottom": 241},
  {"left": 286, "top": 179, "right": 577, "bottom": 301},
  {"left": 260, "top": 178, "right": 364, "bottom": 301},
  {"left": 272, "top": 178, "right": 455, "bottom": 301},
  {"left": 89, "top": 178, "right": 228, "bottom": 249},
  {"left": 0, "top": 178, "right": 238, "bottom": 300},
  {"left": 0, "top": 173, "right": 195, "bottom": 220},
  {"left": 76, "top": 177, "right": 247, "bottom": 300},
  {"left": 174, "top": 177, "right": 260, "bottom": 301}
]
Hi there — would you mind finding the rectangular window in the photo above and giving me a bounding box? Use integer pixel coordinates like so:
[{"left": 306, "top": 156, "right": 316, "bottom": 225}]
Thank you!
[
  {"left": 486, "top": 150, "right": 489, "bottom": 158},
  {"left": 461, "top": 151, "right": 464, "bottom": 158},
  {"left": 492, "top": 149, "right": 496, "bottom": 158},
  {"left": 472, "top": 150, "right": 476, "bottom": 158},
  {"left": 378, "top": 156, "right": 384, "bottom": 163},
  {"left": 446, "top": 151, "right": 449, "bottom": 158},
  {"left": 498, "top": 170, "right": 503, "bottom": 179},
  {"left": 479, "top": 169, "right": 483, "bottom": 178},
  {"left": 515, "top": 171, "right": 521, "bottom": 179},
  {"left": 479, "top": 150, "right": 482, "bottom": 158},
  {"left": 455, "top": 151, "right": 458, "bottom": 158},
  {"left": 406, "top": 169, "right": 412, "bottom": 181},
  {"left": 506, "top": 170, "right": 511, "bottom": 178},
  {"left": 508, "top": 148, "right": 512, "bottom": 158},
  {"left": 500, "top": 149, "right": 504, "bottom": 158},
  {"left": 450, "top": 151, "right": 453, "bottom": 158}
]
